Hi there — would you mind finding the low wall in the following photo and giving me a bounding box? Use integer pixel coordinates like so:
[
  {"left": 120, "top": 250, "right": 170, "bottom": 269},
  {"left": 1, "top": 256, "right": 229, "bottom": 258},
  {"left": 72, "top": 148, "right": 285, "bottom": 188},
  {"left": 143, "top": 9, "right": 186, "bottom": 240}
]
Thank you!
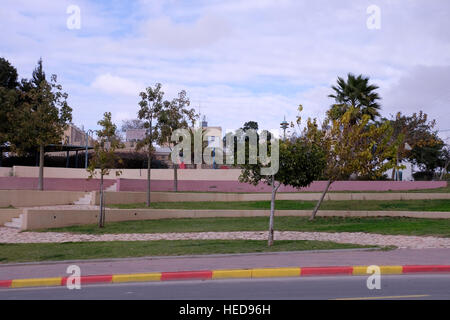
[
  {"left": 11, "top": 166, "right": 242, "bottom": 181},
  {"left": 0, "top": 209, "right": 22, "bottom": 225},
  {"left": 0, "top": 190, "right": 87, "bottom": 207},
  {"left": 2, "top": 166, "right": 447, "bottom": 192},
  {"left": 95, "top": 191, "right": 450, "bottom": 205},
  {"left": 20, "top": 209, "right": 450, "bottom": 230},
  {"left": 117, "top": 179, "right": 447, "bottom": 193},
  {"left": 0, "top": 167, "right": 11, "bottom": 177},
  {"left": 0, "top": 177, "right": 115, "bottom": 191}
]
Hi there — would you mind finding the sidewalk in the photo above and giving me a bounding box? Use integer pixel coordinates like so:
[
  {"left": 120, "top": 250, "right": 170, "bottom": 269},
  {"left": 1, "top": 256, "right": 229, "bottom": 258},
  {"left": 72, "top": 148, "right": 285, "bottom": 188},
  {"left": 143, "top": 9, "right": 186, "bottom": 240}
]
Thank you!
[{"left": 2, "top": 248, "right": 450, "bottom": 280}]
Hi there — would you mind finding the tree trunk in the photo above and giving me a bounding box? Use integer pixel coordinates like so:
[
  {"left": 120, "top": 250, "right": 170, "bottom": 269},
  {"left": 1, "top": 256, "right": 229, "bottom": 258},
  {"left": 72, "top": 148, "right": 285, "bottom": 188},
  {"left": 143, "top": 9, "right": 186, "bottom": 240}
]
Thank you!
[
  {"left": 146, "top": 149, "right": 151, "bottom": 207},
  {"left": 174, "top": 165, "right": 178, "bottom": 192},
  {"left": 99, "top": 174, "right": 104, "bottom": 228},
  {"left": 268, "top": 176, "right": 280, "bottom": 247},
  {"left": 38, "top": 144, "right": 45, "bottom": 191},
  {"left": 310, "top": 180, "right": 332, "bottom": 221}
]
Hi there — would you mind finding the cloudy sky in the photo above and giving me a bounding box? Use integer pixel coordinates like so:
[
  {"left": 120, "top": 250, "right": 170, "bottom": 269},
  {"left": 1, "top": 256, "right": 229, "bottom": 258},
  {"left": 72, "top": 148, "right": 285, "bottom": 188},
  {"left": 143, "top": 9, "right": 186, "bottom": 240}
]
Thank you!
[{"left": 1, "top": 0, "right": 449, "bottom": 140}]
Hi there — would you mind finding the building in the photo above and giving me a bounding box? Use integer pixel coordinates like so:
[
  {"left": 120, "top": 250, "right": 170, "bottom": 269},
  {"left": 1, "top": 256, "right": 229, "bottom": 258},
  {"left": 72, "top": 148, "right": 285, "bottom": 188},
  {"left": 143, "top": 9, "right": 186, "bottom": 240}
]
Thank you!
[
  {"left": 125, "top": 129, "right": 146, "bottom": 142},
  {"left": 62, "top": 124, "right": 95, "bottom": 147}
]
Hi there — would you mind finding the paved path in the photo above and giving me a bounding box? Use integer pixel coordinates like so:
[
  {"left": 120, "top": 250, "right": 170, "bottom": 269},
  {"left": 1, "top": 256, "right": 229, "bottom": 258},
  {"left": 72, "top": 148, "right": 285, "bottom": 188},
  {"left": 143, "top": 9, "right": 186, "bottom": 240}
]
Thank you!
[
  {"left": 1, "top": 248, "right": 450, "bottom": 279},
  {"left": 1, "top": 227, "right": 450, "bottom": 249}
]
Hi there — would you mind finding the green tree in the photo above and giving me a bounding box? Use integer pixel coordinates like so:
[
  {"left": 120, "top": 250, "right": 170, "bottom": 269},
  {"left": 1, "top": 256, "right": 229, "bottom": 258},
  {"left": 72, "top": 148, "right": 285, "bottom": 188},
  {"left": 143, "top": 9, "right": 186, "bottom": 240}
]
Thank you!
[
  {"left": 439, "top": 144, "right": 450, "bottom": 180},
  {"left": 120, "top": 119, "right": 146, "bottom": 133},
  {"left": 157, "top": 90, "right": 197, "bottom": 191},
  {"left": 242, "top": 121, "right": 259, "bottom": 132},
  {"left": 410, "top": 140, "right": 446, "bottom": 178},
  {"left": 16, "top": 59, "right": 72, "bottom": 190},
  {"left": 387, "top": 111, "right": 442, "bottom": 179},
  {"left": 137, "top": 83, "right": 164, "bottom": 206},
  {"left": 239, "top": 135, "right": 325, "bottom": 246},
  {"left": 328, "top": 73, "right": 381, "bottom": 122},
  {"left": 0, "top": 57, "right": 20, "bottom": 163},
  {"left": 87, "top": 112, "right": 124, "bottom": 228},
  {"left": 304, "top": 107, "right": 401, "bottom": 220}
]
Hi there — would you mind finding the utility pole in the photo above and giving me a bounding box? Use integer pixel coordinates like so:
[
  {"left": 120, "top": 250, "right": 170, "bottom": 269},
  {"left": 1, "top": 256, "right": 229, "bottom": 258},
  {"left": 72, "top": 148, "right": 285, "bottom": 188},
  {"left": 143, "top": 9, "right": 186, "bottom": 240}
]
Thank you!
[{"left": 85, "top": 129, "right": 94, "bottom": 169}]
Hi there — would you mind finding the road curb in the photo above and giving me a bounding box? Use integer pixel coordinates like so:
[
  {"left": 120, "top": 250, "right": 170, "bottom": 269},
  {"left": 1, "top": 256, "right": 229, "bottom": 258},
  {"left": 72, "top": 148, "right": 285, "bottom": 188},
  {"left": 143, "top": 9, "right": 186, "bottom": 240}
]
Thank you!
[{"left": 2, "top": 265, "right": 450, "bottom": 289}]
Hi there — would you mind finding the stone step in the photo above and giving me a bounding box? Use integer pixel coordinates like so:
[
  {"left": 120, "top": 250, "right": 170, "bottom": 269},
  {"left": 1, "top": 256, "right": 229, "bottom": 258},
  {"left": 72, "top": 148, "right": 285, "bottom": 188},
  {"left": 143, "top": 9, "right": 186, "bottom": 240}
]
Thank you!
[
  {"left": 74, "top": 192, "right": 92, "bottom": 205},
  {"left": 4, "top": 216, "right": 22, "bottom": 229},
  {"left": 105, "top": 182, "right": 117, "bottom": 192}
]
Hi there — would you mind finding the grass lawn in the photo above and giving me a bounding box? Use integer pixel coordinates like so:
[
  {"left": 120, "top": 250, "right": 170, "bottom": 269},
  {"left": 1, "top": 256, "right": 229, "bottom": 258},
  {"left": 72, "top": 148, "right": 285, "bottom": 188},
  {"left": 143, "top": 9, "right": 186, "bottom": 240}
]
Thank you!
[
  {"left": 0, "top": 240, "right": 375, "bottom": 263},
  {"left": 150, "top": 185, "right": 449, "bottom": 194},
  {"left": 43, "top": 216, "right": 450, "bottom": 237},
  {"left": 109, "top": 199, "right": 450, "bottom": 212}
]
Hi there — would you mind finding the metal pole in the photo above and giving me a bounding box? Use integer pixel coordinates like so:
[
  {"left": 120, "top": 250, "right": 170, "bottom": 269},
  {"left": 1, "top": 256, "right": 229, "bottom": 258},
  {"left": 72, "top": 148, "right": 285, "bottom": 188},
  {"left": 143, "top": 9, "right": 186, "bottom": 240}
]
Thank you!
[
  {"left": 85, "top": 131, "right": 89, "bottom": 168},
  {"left": 85, "top": 129, "right": 93, "bottom": 169}
]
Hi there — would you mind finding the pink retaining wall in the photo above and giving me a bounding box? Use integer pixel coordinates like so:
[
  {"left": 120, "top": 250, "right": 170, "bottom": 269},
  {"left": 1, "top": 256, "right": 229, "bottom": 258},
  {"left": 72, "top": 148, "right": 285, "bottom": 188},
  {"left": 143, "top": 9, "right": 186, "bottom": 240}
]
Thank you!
[
  {"left": 0, "top": 177, "right": 116, "bottom": 191},
  {"left": 116, "top": 179, "right": 447, "bottom": 193}
]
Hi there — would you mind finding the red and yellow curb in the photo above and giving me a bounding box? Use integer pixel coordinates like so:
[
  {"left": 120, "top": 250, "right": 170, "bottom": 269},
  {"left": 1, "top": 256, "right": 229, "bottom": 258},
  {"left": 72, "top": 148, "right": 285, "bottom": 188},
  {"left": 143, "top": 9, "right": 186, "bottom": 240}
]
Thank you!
[{"left": 1, "top": 265, "right": 450, "bottom": 289}]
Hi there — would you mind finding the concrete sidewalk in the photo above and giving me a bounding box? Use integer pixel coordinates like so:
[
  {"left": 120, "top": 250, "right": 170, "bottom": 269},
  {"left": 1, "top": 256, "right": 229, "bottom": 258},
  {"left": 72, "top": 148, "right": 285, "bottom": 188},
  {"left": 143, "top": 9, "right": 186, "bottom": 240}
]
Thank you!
[{"left": 1, "top": 248, "right": 450, "bottom": 280}]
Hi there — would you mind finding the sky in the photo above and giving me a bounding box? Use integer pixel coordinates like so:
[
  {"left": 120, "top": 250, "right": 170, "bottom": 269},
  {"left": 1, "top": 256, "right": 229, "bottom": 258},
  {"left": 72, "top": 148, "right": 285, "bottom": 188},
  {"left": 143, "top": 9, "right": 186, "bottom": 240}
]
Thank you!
[{"left": 1, "top": 0, "right": 449, "bottom": 141}]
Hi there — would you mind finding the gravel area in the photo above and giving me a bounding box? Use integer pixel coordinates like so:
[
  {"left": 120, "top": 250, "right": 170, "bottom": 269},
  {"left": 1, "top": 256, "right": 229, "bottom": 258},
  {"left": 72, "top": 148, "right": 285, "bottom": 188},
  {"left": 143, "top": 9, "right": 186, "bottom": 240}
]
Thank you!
[{"left": 1, "top": 227, "right": 450, "bottom": 249}]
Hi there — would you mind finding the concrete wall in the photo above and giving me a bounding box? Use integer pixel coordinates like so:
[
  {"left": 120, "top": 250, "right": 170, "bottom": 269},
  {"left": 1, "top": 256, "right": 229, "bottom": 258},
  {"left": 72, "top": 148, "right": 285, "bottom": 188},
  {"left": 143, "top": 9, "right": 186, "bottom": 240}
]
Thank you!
[
  {"left": 0, "top": 177, "right": 116, "bottom": 191},
  {"left": 11, "top": 166, "right": 241, "bottom": 180},
  {"left": 116, "top": 179, "right": 447, "bottom": 193},
  {"left": 0, "top": 209, "right": 22, "bottom": 224},
  {"left": 20, "top": 209, "right": 450, "bottom": 230},
  {"left": 2, "top": 166, "right": 447, "bottom": 192},
  {"left": 0, "top": 167, "right": 12, "bottom": 177},
  {"left": 0, "top": 190, "right": 87, "bottom": 207},
  {"left": 94, "top": 191, "right": 450, "bottom": 205}
]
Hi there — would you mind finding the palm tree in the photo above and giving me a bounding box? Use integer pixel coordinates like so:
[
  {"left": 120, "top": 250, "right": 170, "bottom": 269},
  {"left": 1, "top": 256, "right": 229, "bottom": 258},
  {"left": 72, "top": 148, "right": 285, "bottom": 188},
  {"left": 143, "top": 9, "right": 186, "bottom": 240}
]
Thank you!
[{"left": 327, "top": 73, "right": 381, "bottom": 121}]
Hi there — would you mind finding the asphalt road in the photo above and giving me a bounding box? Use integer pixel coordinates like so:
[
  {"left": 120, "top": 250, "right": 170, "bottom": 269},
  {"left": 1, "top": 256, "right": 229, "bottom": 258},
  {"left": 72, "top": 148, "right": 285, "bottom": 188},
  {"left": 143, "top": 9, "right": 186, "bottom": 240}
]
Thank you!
[{"left": 0, "top": 274, "right": 449, "bottom": 300}]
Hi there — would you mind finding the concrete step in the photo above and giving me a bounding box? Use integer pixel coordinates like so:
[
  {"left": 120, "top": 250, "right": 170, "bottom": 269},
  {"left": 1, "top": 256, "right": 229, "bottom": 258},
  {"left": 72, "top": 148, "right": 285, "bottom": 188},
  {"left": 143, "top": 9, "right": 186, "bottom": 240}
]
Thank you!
[
  {"left": 105, "top": 182, "right": 117, "bottom": 192},
  {"left": 4, "top": 216, "right": 22, "bottom": 229},
  {"left": 74, "top": 192, "right": 92, "bottom": 205}
]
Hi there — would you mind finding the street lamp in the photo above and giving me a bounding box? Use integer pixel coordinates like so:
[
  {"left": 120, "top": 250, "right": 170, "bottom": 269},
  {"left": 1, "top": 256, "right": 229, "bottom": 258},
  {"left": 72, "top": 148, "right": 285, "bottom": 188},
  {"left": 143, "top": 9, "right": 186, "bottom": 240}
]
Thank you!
[{"left": 85, "top": 129, "right": 94, "bottom": 169}]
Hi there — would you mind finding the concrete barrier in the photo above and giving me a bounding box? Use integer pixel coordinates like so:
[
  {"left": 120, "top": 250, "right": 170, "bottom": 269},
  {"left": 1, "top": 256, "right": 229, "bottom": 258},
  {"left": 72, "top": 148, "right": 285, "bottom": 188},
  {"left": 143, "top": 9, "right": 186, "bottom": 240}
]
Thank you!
[
  {"left": 0, "top": 209, "right": 22, "bottom": 225},
  {"left": 0, "top": 167, "right": 11, "bottom": 177},
  {"left": 0, "top": 177, "right": 116, "bottom": 191},
  {"left": 11, "top": 166, "right": 242, "bottom": 181},
  {"left": 20, "top": 209, "right": 450, "bottom": 230},
  {"left": 0, "top": 190, "right": 87, "bottom": 207},
  {"left": 93, "top": 191, "right": 450, "bottom": 205},
  {"left": 116, "top": 178, "right": 447, "bottom": 192}
]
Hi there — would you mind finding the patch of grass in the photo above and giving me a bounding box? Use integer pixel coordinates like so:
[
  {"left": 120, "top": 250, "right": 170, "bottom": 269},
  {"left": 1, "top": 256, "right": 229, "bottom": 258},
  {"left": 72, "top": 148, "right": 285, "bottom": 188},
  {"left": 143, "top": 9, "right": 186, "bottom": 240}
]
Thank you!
[
  {"left": 149, "top": 185, "right": 449, "bottom": 194},
  {"left": 0, "top": 240, "right": 374, "bottom": 263},
  {"left": 109, "top": 199, "right": 450, "bottom": 212},
  {"left": 43, "top": 216, "right": 450, "bottom": 237}
]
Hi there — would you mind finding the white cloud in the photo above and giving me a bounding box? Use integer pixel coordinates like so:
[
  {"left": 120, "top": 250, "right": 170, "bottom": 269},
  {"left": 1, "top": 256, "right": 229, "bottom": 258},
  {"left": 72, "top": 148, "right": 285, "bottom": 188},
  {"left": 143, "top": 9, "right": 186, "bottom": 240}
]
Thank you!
[
  {"left": 2, "top": 0, "right": 450, "bottom": 135},
  {"left": 91, "top": 73, "right": 144, "bottom": 96}
]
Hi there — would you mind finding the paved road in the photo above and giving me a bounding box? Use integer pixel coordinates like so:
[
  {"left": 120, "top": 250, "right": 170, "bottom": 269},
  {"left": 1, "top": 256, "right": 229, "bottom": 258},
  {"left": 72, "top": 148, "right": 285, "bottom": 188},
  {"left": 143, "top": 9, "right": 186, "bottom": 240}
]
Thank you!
[
  {"left": 1, "top": 275, "right": 449, "bottom": 300},
  {"left": 2, "top": 248, "right": 450, "bottom": 279}
]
